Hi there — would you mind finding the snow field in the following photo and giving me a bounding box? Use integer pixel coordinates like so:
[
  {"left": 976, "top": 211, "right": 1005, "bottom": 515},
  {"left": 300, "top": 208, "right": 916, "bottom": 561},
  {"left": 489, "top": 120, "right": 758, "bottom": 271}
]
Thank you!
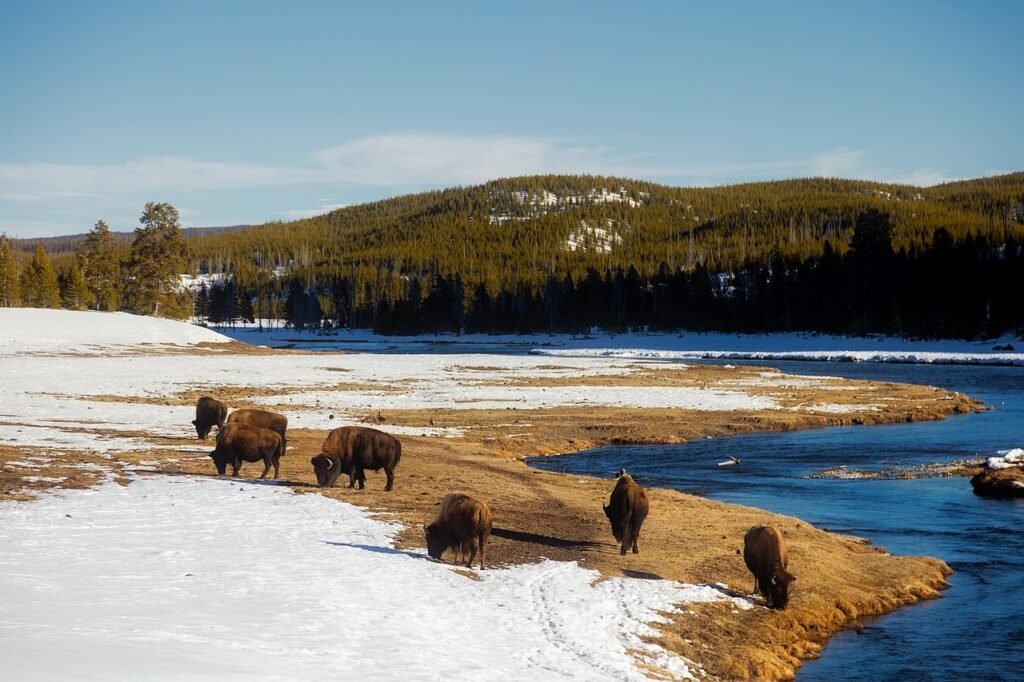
[{"left": 0, "top": 475, "right": 743, "bottom": 681}]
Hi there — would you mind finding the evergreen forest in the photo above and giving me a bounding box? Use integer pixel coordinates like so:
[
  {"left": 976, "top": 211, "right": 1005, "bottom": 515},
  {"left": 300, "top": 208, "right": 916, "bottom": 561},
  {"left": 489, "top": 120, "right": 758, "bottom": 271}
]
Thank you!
[{"left": 4, "top": 173, "right": 1024, "bottom": 339}]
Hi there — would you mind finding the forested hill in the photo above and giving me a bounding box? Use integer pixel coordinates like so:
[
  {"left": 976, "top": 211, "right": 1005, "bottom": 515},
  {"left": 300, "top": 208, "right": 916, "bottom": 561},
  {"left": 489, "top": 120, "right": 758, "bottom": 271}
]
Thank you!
[
  {"left": 4, "top": 173, "right": 1023, "bottom": 338},
  {"left": 184, "top": 173, "right": 1024, "bottom": 338}
]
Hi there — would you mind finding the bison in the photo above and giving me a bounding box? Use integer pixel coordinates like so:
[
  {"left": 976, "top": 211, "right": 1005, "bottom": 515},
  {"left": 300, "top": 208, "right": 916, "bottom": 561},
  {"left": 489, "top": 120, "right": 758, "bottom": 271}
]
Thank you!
[
  {"left": 603, "top": 469, "right": 649, "bottom": 556},
  {"left": 318, "top": 425, "right": 401, "bottom": 492},
  {"left": 192, "top": 396, "right": 227, "bottom": 440},
  {"left": 743, "top": 525, "right": 796, "bottom": 609},
  {"left": 424, "top": 493, "right": 492, "bottom": 569},
  {"left": 209, "top": 423, "right": 284, "bottom": 479},
  {"left": 226, "top": 408, "right": 288, "bottom": 455}
]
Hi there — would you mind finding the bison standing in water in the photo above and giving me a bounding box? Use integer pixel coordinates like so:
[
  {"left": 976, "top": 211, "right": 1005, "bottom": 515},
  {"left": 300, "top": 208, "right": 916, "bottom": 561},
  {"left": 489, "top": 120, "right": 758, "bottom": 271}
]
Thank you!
[
  {"left": 317, "top": 425, "right": 401, "bottom": 491},
  {"left": 209, "top": 423, "right": 284, "bottom": 479},
  {"left": 226, "top": 408, "right": 288, "bottom": 455},
  {"left": 743, "top": 525, "right": 796, "bottom": 609},
  {"left": 424, "top": 493, "right": 493, "bottom": 569},
  {"left": 192, "top": 396, "right": 227, "bottom": 440},
  {"left": 603, "top": 469, "right": 649, "bottom": 556}
]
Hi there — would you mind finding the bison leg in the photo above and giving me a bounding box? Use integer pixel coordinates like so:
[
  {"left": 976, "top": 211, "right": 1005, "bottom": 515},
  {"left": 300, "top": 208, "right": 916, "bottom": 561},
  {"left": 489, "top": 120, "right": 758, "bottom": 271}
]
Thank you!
[
  {"left": 259, "top": 456, "right": 272, "bottom": 479},
  {"left": 231, "top": 459, "right": 241, "bottom": 477},
  {"left": 384, "top": 466, "right": 394, "bottom": 492},
  {"left": 272, "top": 455, "right": 280, "bottom": 479},
  {"left": 478, "top": 532, "right": 486, "bottom": 570},
  {"left": 466, "top": 539, "right": 477, "bottom": 569},
  {"left": 356, "top": 468, "right": 366, "bottom": 490}
]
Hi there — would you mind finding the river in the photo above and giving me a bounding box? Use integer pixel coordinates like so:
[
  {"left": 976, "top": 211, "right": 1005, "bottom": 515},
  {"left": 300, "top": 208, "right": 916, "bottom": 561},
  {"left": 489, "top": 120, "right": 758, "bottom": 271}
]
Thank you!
[{"left": 528, "top": 361, "right": 1024, "bottom": 681}]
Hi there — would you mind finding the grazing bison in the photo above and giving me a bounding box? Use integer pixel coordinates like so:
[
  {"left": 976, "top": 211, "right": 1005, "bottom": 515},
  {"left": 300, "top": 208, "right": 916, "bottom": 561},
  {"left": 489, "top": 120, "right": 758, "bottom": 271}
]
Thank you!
[
  {"left": 192, "top": 396, "right": 227, "bottom": 440},
  {"left": 318, "top": 425, "right": 401, "bottom": 491},
  {"left": 226, "top": 408, "right": 288, "bottom": 455},
  {"left": 310, "top": 452, "right": 342, "bottom": 488},
  {"left": 603, "top": 469, "right": 649, "bottom": 556},
  {"left": 424, "top": 493, "right": 493, "bottom": 569},
  {"left": 743, "top": 525, "right": 796, "bottom": 609},
  {"left": 209, "top": 423, "right": 284, "bottom": 479}
]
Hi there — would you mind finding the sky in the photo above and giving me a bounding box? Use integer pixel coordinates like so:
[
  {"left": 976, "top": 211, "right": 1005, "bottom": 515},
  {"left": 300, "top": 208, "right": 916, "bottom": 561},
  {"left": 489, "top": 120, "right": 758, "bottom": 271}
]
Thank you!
[{"left": 1, "top": 0, "right": 1021, "bottom": 238}]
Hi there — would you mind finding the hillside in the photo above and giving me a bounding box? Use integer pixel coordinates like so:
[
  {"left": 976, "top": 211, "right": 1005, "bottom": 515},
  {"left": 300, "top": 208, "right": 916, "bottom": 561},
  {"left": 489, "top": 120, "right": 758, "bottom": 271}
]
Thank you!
[
  {"left": 5, "top": 173, "right": 1024, "bottom": 338},
  {"left": 185, "top": 173, "right": 1024, "bottom": 338}
]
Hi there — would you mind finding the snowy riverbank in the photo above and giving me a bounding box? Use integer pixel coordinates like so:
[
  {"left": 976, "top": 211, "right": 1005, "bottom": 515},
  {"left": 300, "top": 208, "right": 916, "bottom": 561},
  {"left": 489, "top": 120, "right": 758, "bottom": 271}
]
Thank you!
[{"left": 214, "top": 323, "right": 1024, "bottom": 366}]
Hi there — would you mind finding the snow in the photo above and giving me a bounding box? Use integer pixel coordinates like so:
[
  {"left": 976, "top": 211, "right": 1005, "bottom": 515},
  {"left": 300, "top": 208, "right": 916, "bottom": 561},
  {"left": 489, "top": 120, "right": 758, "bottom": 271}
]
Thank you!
[
  {"left": 0, "top": 475, "right": 746, "bottom": 681},
  {"left": 985, "top": 448, "right": 1024, "bottom": 470},
  {"left": 0, "top": 310, "right": 799, "bottom": 455},
  {"left": 0, "top": 308, "right": 231, "bottom": 354},
  {"left": 0, "top": 308, "right": 774, "bottom": 679}
]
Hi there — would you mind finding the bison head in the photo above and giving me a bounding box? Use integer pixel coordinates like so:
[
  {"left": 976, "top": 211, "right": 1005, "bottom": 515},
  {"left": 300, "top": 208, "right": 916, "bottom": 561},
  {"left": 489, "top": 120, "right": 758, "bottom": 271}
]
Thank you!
[
  {"left": 311, "top": 454, "right": 336, "bottom": 487},
  {"left": 193, "top": 419, "right": 212, "bottom": 440},
  {"left": 424, "top": 523, "right": 453, "bottom": 560},
  {"left": 766, "top": 569, "right": 796, "bottom": 609},
  {"left": 208, "top": 449, "right": 228, "bottom": 475}
]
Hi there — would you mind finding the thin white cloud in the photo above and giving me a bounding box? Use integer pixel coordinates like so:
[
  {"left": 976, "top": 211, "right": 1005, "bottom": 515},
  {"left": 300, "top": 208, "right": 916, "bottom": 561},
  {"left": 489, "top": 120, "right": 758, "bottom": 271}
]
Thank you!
[{"left": 273, "top": 203, "right": 351, "bottom": 220}]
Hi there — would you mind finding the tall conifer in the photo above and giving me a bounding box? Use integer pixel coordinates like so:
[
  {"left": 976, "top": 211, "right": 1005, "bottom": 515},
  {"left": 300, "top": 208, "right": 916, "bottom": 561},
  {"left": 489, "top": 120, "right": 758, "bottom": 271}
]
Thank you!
[
  {"left": 80, "top": 220, "right": 121, "bottom": 311},
  {"left": 123, "top": 203, "right": 193, "bottom": 317},
  {"left": 19, "top": 245, "right": 61, "bottom": 308}
]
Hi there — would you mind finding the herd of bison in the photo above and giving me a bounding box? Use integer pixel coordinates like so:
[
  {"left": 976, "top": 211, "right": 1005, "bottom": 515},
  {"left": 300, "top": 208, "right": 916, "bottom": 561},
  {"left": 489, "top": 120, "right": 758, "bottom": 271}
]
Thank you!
[{"left": 193, "top": 395, "right": 796, "bottom": 609}]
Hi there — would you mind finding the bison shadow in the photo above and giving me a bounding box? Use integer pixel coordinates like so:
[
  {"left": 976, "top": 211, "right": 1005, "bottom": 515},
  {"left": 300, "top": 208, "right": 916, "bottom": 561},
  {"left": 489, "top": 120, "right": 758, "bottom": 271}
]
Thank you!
[
  {"left": 622, "top": 569, "right": 665, "bottom": 580},
  {"left": 490, "top": 527, "right": 602, "bottom": 550},
  {"left": 324, "top": 541, "right": 424, "bottom": 560}
]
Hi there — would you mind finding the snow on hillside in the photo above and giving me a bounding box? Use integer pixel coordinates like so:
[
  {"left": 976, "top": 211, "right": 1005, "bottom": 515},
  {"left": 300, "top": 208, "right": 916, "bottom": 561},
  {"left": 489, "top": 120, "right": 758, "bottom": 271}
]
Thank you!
[{"left": 0, "top": 309, "right": 761, "bottom": 680}]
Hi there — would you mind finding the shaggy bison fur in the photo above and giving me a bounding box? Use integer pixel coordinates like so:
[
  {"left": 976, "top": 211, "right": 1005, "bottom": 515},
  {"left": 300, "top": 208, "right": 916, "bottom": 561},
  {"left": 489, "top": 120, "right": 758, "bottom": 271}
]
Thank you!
[
  {"left": 424, "top": 493, "right": 493, "bottom": 569},
  {"left": 192, "top": 396, "right": 227, "bottom": 440},
  {"left": 226, "top": 408, "right": 288, "bottom": 455},
  {"left": 743, "top": 525, "right": 796, "bottom": 609},
  {"left": 209, "top": 423, "right": 284, "bottom": 479},
  {"left": 603, "top": 469, "right": 649, "bottom": 556},
  {"left": 317, "top": 425, "right": 401, "bottom": 491}
]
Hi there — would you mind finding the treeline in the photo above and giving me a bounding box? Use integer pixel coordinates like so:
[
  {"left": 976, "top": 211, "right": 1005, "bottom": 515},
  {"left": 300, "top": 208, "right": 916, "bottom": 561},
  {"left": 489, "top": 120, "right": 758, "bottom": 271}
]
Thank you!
[
  {"left": 196, "top": 210, "right": 1024, "bottom": 339},
  {"left": 1, "top": 203, "right": 193, "bottom": 317},
  {"left": 4, "top": 173, "right": 1024, "bottom": 338}
]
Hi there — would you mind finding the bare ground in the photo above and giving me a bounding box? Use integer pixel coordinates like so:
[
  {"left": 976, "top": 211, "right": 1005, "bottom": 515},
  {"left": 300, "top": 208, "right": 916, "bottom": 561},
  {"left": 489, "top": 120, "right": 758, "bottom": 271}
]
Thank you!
[{"left": 0, "top": 359, "right": 983, "bottom": 680}]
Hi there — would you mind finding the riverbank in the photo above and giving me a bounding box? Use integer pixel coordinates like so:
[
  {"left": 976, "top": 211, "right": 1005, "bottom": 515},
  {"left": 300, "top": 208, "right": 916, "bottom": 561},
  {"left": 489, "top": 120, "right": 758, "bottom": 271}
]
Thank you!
[{"left": 0, "top": 309, "right": 984, "bottom": 679}]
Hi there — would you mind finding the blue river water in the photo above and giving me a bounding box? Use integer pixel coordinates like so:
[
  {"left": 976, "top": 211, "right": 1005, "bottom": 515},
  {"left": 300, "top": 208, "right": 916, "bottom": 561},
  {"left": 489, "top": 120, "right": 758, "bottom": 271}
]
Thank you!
[{"left": 527, "top": 361, "right": 1024, "bottom": 682}]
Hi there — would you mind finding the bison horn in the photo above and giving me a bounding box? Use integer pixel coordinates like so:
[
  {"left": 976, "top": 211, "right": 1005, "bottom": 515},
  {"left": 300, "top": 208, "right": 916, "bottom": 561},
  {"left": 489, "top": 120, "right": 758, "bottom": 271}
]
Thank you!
[{"left": 324, "top": 458, "right": 333, "bottom": 469}]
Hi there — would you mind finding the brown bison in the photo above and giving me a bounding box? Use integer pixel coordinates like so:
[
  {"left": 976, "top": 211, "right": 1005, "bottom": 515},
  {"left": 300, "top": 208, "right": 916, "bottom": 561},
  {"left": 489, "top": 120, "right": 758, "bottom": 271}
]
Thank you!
[
  {"left": 226, "top": 408, "right": 288, "bottom": 455},
  {"left": 603, "top": 469, "right": 649, "bottom": 556},
  {"left": 743, "top": 525, "right": 796, "bottom": 609},
  {"left": 209, "top": 423, "right": 284, "bottom": 479},
  {"left": 317, "top": 425, "right": 401, "bottom": 491},
  {"left": 424, "top": 493, "right": 492, "bottom": 569},
  {"left": 192, "top": 396, "right": 227, "bottom": 440}
]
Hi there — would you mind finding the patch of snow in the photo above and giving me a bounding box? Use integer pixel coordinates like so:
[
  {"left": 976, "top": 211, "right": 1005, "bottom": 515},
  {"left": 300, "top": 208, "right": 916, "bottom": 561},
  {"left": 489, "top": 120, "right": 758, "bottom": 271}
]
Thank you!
[
  {"left": 0, "top": 308, "right": 231, "bottom": 355},
  {"left": 0, "top": 476, "right": 742, "bottom": 680}
]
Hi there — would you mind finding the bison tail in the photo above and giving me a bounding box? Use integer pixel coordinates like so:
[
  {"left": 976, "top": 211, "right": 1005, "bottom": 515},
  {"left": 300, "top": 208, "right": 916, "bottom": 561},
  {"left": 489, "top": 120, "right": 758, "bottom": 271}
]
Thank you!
[{"left": 394, "top": 439, "right": 402, "bottom": 465}]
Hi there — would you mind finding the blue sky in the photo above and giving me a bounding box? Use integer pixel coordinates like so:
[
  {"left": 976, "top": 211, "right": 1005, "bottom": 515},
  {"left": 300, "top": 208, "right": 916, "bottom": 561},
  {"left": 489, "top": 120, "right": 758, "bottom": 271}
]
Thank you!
[{"left": 1, "top": 0, "right": 1021, "bottom": 238}]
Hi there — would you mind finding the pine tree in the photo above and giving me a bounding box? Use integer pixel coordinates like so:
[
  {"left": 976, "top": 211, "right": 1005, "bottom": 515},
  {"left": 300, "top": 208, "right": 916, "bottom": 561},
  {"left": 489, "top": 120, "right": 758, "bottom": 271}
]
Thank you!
[
  {"left": 59, "top": 258, "right": 94, "bottom": 310},
  {"left": 0, "top": 233, "right": 20, "bottom": 307},
  {"left": 123, "top": 203, "right": 193, "bottom": 317},
  {"left": 80, "top": 220, "right": 121, "bottom": 311},
  {"left": 19, "top": 245, "right": 61, "bottom": 308}
]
